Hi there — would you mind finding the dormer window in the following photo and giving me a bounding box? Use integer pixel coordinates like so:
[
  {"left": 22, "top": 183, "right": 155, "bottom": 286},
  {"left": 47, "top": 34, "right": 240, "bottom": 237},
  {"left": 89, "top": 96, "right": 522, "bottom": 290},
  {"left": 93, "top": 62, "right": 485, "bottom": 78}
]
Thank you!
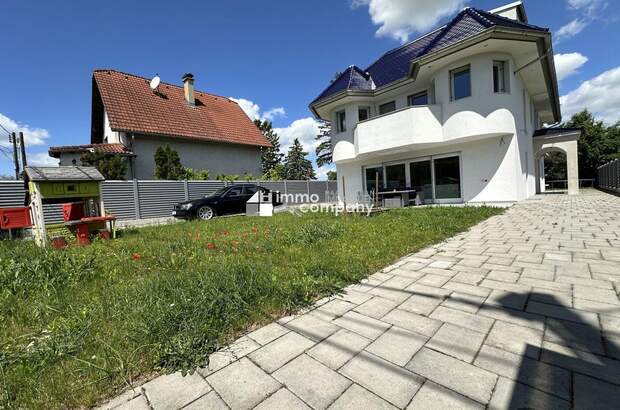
[
  {"left": 336, "top": 110, "right": 346, "bottom": 133},
  {"left": 493, "top": 60, "right": 509, "bottom": 93}
]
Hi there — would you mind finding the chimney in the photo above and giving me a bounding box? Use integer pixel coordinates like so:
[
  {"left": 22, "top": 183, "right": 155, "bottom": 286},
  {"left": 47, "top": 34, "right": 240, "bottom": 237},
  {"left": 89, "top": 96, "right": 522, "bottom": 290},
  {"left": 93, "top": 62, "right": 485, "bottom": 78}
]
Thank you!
[{"left": 182, "top": 73, "right": 195, "bottom": 106}]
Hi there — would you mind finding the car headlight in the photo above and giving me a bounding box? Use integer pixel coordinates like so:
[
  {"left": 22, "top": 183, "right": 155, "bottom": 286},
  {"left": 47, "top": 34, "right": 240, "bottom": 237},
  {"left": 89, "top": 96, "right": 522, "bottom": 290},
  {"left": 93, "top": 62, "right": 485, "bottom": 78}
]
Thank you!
[{"left": 180, "top": 203, "right": 193, "bottom": 210}]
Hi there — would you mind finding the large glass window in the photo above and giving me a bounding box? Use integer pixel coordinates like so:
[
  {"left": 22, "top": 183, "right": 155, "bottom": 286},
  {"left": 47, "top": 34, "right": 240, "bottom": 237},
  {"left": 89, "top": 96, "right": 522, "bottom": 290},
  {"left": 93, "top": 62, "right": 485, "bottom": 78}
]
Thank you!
[
  {"left": 336, "top": 110, "right": 346, "bottom": 133},
  {"left": 365, "top": 166, "right": 383, "bottom": 195},
  {"left": 451, "top": 65, "right": 471, "bottom": 101},
  {"left": 493, "top": 60, "right": 508, "bottom": 93},
  {"left": 385, "top": 164, "right": 406, "bottom": 190},
  {"left": 378, "top": 101, "right": 396, "bottom": 115},
  {"left": 433, "top": 156, "right": 461, "bottom": 199},
  {"left": 407, "top": 91, "right": 428, "bottom": 106},
  {"left": 410, "top": 160, "right": 432, "bottom": 202}
]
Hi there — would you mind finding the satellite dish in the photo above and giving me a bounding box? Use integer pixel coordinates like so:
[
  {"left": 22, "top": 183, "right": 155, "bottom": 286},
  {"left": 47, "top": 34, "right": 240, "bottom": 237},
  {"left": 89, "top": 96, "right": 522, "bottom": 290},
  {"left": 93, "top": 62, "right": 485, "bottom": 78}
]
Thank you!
[{"left": 149, "top": 74, "right": 161, "bottom": 91}]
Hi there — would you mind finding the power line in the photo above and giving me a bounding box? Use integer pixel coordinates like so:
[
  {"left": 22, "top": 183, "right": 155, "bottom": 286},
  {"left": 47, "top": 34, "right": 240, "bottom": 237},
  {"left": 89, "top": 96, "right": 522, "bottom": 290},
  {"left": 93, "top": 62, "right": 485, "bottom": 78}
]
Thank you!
[{"left": 0, "top": 121, "right": 12, "bottom": 136}]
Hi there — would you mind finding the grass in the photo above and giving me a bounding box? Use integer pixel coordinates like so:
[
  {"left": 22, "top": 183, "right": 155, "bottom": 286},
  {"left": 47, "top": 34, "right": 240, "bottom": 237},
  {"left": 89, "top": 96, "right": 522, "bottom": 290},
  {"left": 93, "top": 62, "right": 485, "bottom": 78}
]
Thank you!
[{"left": 0, "top": 206, "right": 503, "bottom": 408}]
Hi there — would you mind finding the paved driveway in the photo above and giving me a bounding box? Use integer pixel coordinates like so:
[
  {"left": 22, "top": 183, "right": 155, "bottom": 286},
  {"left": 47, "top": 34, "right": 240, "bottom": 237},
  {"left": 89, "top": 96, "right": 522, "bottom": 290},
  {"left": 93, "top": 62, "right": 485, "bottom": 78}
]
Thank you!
[{"left": 103, "top": 190, "right": 620, "bottom": 410}]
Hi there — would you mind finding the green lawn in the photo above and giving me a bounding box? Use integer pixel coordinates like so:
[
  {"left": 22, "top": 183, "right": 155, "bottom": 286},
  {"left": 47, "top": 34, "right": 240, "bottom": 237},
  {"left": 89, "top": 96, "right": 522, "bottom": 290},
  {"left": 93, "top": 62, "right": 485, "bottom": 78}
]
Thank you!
[{"left": 0, "top": 206, "right": 502, "bottom": 409}]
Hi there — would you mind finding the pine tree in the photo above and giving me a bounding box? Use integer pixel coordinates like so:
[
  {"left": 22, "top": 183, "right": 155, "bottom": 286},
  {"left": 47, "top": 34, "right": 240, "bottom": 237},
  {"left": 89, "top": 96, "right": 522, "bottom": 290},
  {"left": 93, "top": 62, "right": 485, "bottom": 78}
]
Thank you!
[
  {"left": 315, "top": 120, "right": 332, "bottom": 167},
  {"left": 154, "top": 145, "right": 185, "bottom": 180},
  {"left": 254, "top": 119, "right": 284, "bottom": 176},
  {"left": 284, "top": 138, "right": 316, "bottom": 180}
]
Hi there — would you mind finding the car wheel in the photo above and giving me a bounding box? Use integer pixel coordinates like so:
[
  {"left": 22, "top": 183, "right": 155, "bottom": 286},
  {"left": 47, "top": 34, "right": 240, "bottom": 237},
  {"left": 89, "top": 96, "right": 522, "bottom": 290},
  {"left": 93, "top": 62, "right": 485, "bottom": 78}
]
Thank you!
[{"left": 197, "top": 206, "right": 215, "bottom": 220}]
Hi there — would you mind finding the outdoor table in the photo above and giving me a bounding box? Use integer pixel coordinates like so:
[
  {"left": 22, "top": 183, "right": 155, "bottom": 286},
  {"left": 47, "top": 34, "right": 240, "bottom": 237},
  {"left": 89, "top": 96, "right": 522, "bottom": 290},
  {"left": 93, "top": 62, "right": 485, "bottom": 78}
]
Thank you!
[{"left": 376, "top": 189, "right": 417, "bottom": 208}]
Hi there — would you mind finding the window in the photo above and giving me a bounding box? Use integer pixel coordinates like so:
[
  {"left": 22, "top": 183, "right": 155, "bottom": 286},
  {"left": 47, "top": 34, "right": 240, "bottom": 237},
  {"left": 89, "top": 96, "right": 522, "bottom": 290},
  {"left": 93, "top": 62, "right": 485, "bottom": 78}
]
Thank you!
[
  {"left": 365, "top": 166, "right": 383, "bottom": 195},
  {"left": 493, "top": 60, "right": 508, "bottom": 93},
  {"left": 410, "top": 160, "right": 432, "bottom": 202},
  {"left": 378, "top": 101, "right": 396, "bottom": 115},
  {"left": 433, "top": 156, "right": 461, "bottom": 199},
  {"left": 385, "top": 163, "right": 406, "bottom": 189},
  {"left": 243, "top": 185, "right": 258, "bottom": 195},
  {"left": 336, "top": 110, "right": 346, "bottom": 133},
  {"left": 407, "top": 91, "right": 428, "bottom": 106},
  {"left": 450, "top": 65, "right": 471, "bottom": 101},
  {"left": 226, "top": 187, "right": 242, "bottom": 197},
  {"left": 358, "top": 107, "right": 370, "bottom": 122}
]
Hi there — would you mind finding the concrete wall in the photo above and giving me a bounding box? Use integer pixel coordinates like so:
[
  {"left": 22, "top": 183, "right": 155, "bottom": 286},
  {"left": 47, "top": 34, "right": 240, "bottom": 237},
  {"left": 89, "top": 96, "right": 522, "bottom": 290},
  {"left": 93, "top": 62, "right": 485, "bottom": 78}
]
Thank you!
[{"left": 129, "top": 134, "right": 262, "bottom": 179}]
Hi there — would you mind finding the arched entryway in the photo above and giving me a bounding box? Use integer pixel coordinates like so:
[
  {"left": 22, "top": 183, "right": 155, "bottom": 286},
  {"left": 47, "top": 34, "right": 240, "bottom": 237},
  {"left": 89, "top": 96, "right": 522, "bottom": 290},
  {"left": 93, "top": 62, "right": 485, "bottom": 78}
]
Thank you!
[
  {"left": 533, "top": 128, "right": 581, "bottom": 195},
  {"left": 535, "top": 147, "right": 568, "bottom": 193}
]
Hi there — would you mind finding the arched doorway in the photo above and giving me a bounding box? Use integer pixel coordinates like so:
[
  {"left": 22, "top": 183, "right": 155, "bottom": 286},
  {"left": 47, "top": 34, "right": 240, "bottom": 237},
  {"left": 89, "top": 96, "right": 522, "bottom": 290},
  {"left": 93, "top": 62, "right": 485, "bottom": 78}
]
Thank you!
[
  {"left": 533, "top": 129, "right": 581, "bottom": 195},
  {"left": 535, "top": 147, "right": 568, "bottom": 193}
]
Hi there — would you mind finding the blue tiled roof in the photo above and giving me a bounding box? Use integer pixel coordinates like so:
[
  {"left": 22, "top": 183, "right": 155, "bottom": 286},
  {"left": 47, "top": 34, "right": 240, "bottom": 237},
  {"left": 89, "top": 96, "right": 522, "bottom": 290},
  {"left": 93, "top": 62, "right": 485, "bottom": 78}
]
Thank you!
[{"left": 311, "top": 7, "right": 548, "bottom": 106}]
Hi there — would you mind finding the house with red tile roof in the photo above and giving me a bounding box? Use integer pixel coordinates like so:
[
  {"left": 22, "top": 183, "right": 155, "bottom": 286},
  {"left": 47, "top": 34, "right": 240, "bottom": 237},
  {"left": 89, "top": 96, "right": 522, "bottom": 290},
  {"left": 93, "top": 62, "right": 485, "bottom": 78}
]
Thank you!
[{"left": 49, "top": 70, "right": 270, "bottom": 179}]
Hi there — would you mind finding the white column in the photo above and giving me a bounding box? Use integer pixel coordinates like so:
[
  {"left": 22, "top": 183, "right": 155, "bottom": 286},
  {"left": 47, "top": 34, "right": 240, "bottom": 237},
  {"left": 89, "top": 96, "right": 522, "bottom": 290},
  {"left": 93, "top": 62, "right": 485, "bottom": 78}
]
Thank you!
[
  {"left": 538, "top": 156, "right": 546, "bottom": 193},
  {"left": 566, "top": 140, "right": 579, "bottom": 195}
]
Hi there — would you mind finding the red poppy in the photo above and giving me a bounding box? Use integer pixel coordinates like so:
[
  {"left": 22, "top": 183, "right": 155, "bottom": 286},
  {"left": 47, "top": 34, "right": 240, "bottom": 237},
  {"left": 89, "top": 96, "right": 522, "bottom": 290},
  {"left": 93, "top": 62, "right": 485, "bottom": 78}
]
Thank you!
[
  {"left": 207, "top": 242, "right": 216, "bottom": 249},
  {"left": 251, "top": 227, "right": 258, "bottom": 233},
  {"left": 223, "top": 230, "right": 229, "bottom": 236},
  {"left": 131, "top": 253, "right": 141, "bottom": 260}
]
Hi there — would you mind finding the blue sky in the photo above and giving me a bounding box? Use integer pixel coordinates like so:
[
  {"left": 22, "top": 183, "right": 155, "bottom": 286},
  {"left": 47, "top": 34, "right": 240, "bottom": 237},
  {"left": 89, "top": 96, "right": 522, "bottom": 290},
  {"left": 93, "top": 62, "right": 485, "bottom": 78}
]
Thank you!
[{"left": 1, "top": 0, "right": 618, "bottom": 178}]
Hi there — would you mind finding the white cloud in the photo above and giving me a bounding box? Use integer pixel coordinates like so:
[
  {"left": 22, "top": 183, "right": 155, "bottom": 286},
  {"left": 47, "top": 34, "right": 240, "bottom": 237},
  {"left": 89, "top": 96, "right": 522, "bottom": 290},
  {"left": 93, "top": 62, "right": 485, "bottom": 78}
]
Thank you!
[
  {"left": 229, "top": 97, "right": 286, "bottom": 122},
  {"left": 568, "top": 0, "right": 604, "bottom": 13},
  {"left": 554, "top": 52, "right": 588, "bottom": 81},
  {"left": 0, "top": 112, "right": 50, "bottom": 148},
  {"left": 352, "top": 0, "right": 468, "bottom": 42},
  {"left": 315, "top": 164, "right": 336, "bottom": 180},
  {"left": 560, "top": 66, "right": 620, "bottom": 123},
  {"left": 556, "top": 18, "right": 588, "bottom": 42},
  {"left": 28, "top": 152, "right": 59, "bottom": 167},
  {"left": 274, "top": 117, "right": 321, "bottom": 153}
]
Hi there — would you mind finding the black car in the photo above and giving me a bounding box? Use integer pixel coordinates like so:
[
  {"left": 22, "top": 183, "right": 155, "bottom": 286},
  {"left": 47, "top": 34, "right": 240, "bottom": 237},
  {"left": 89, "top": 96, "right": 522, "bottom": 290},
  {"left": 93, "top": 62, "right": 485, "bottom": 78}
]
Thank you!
[{"left": 172, "top": 184, "right": 281, "bottom": 220}]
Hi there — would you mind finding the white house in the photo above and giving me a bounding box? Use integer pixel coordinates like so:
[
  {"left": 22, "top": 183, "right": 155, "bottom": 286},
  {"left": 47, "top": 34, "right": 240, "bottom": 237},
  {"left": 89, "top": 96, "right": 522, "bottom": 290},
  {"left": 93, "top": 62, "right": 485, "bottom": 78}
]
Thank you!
[{"left": 310, "top": 1, "right": 580, "bottom": 205}]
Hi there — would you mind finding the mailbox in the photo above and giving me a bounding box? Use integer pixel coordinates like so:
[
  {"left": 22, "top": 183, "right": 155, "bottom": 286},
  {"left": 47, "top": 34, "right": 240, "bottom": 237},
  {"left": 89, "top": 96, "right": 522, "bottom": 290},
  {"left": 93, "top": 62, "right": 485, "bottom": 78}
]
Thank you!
[{"left": 0, "top": 207, "right": 32, "bottom": 230}]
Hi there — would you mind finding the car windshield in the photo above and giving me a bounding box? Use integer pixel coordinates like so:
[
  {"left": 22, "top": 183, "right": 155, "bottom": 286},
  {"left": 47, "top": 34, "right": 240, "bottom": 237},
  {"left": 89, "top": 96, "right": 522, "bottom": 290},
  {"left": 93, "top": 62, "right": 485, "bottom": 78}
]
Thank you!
[{"left": 206, "top": 187, "right": 229, "bottom": 197}]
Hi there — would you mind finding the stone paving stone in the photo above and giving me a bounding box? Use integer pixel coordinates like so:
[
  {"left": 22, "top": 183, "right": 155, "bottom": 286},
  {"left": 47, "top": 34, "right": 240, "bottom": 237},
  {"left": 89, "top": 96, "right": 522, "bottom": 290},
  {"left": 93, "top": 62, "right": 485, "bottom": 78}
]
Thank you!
[
  {"left": 400, "top": 261, "right": 429, "bottom": 271},
  {"left": 452, "top": 271, "right": 486, "bottom": 285},
  {"left": 398, "top": 293, "right": 443, "bottom": 316},
  {"left": 441, "top": 291, "right": 485, "bottom": 314},
  {"left": 247, "top": 323, "right": 289, "bottom": 346},
  {"left": 545, "top": 317, "right": 605, "bottom": 354},
  {"left": 488, "top": 377, "right": 570, "bottom": 410},
  {"left": 480, "top": 279, "right": 531, "bottom": 294},
  {"left": 429, "top": 306, "right": 495, "bottom": 334},
  {"left": 329, "top": 383, "right": 397, "bottom": 410},
  {"left": 207, "top": 358, "right": 280, "bottom": 410},
  {"left": 273, "top": 354, "right": 351, "bottom": 410},
  {"left": 366, "top": 326, "right": 427, "bottom": 366},
  {"left": 316, "top": 299, "right": 358, "bottom": 317},
  {"left": 183, "top": 391, "right": 228, "bottom": 410},
  {"left": 428, "top": 259, "right": 455, "bottom": 269},
  {"left": 601, "top": 314, "right": 620, "bottom": 338},
  {"left": 353, "top": 296, "right": 400, "bottom": 319},
  {"left": 407, "top": 348, "right": 497, "bottom": 404},
  {"left": 556, "top": 262, "right": 591, "bottom": 278},
  {"left": 541, "top": 341, "right": 620, "bottom": 386},
  {"left": 520, "top": 267, "right": 555, "bottom": 281},
  {"left": 557, "top": 275, "right": 613, "bottom": 289},
  {"left": 368, "top": 276, "right": 417, "bottom": 303},
  {"left": 114, "top": 395, "right": 149, "bottom": 410},
  {"left": 333, "top": 311, "right": 391, "bottom": 339},
  {"left": 588, "top": 260, "right": 620, "bottom": 275},
  {"left": 519, "top": 276, "right": 571, "bottom": 292},
  {"left": 485, "top": 270, "right": 520, "bottom": 283},
  {"left": 415, "top": 273, "right": 451, "bottom": 287},
  {"left": 573, "top": 373, "right": 620, "bottom": 410},
  {"left": 485, "top": 320, "right": 543, "bottom": 359},
  {"left": 526, "top": 300, "right": 600, "bottom": 327},
  {"left": 604, "top": 335, "right": 620, "bottom": 360},
  {"left": 529, "top": 287, "right": 572, "bottom": 307},
  {"left": 442, "top": 281, "right": 491, "bottom": 298},
  {"left": 285, "top": 313, "right": 341, "bottom": 342},
  {"left": 307, "top": 329, "right": 371, "bottom": 370},
  {"left": 486, "top": 255, "right": 516, "bottom": 266},
  {"left": 142, "top": 371, "right": 211, "bottom": 410},
  {"left": 254, "top": 388, "right": 311, "bottom": 410},
  {"left": 98, "top": 388, "right": 142, "bottom": 410},
  {"left": 573, "top": 298, "right": 620, "bottom": 318},
  {"left": 406, "top": 381, "right": 484, "bottom": 410},
  {"left": 382, "top": 309, "right": 442, "bottom": 337},
  {"left": 426, "top": 323, "right": 485, "bottom": 363},
  {"left": 248, "top": 331, "right": 315, "bottom": 373},
  {"left": 335, "top": 288, "right": 373, "bottom": 305},
  {"left": 473, "top": 344, "right": 570, "bottom": 399},
  {"left": 340, "top": 351, "right": 424, "bottom": 408},
  {"left": 484, "top": 289, "right": 527, "bottom": 310},
  {"left": 391, "top": 268, "right": 425, "bottom": 280},
  {"left": 199, "top": 336, "right": 261, "bottom": 376}
]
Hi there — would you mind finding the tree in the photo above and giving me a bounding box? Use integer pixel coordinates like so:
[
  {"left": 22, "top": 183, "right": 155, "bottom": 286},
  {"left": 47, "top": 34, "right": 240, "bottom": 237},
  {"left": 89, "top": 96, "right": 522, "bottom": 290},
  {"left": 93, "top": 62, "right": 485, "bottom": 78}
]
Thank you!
[
  {"left": 326, "top": 170, "right": 337, "bottom": 181},
  {"left": 315, "top": 120, "right": 332, "bottom": 168},
  {"left": 284, "top": 138, "right": 316, "bottom": 180},
  {"left": 562, "top": 110, "right": 620, "bottom": 179},
  {"left": 154, "top": 145, "right": 185, "bottom": 180},
  {"left": 261, "top": 164, "right": 286, "bottom": 181},
  {"left": 254, "top": 119, "right": 284, "bottom": 176},
  {"left": 81, "top": 151, "right": 128, "bottom": 180}
]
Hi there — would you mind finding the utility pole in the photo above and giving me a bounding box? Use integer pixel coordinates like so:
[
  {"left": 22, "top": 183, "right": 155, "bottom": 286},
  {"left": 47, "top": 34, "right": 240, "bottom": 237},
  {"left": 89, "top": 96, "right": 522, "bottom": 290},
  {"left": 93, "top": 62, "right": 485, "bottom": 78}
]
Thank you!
[
  {"left": 19, "top": 132, "right": 27, "bottom": 177},
  {"left": 11, "top": 132, "right": 20, "bottom": 179}
]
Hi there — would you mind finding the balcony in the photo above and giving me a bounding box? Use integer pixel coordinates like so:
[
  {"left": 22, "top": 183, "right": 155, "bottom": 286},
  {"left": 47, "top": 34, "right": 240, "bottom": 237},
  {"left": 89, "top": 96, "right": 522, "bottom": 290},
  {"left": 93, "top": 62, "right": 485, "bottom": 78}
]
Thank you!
[{"left": 332, "top": 105, "right": 516, "bottom": 163}]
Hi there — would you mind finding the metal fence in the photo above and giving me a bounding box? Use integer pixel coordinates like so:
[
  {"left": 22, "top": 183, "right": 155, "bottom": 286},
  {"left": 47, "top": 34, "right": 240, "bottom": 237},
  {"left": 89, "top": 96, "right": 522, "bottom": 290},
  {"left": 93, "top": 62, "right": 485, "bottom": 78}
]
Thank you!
[
  {"left": 598, "top": 159, "right": 620, "bottom": 194},
  {"left": 0, "top": 179, "right": 337, "bottom": 224}
]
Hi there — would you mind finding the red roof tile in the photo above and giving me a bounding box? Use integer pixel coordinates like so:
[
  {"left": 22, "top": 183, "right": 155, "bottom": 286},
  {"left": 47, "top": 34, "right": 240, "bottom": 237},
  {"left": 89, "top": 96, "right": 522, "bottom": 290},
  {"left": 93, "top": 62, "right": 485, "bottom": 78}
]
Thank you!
[
  {"left": 49, "top": 143, "right": 132, "bottom": 157},
  {"left": 93, "top": 69, "right": 270, "bottom": 147}
]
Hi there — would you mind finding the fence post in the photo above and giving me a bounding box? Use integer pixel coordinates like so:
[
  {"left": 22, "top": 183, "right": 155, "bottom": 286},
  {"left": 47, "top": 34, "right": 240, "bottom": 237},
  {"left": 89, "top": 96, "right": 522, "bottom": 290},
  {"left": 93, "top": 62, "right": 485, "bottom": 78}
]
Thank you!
[
  {"left": 307, "top": 179, "right": 310, "bottom": 200},
  {"left": 325, "top": 180, "right": 329, "bottom": 202},
  {"left": 132, "top": 179, "right": 141, "bottom": 220},
  {"left": 284, "top": 180, "right": 288, "bottom": 197},
  {"left": 183, "top": 179, "right": 189, "bottom": 201}
]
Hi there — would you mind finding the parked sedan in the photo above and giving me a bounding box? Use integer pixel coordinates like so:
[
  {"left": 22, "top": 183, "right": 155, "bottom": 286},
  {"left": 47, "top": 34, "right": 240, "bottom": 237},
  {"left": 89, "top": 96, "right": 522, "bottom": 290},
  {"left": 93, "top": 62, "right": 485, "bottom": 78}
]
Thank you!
[{"left": 172, "top": 184, "right": 281, "bottom": 220}]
